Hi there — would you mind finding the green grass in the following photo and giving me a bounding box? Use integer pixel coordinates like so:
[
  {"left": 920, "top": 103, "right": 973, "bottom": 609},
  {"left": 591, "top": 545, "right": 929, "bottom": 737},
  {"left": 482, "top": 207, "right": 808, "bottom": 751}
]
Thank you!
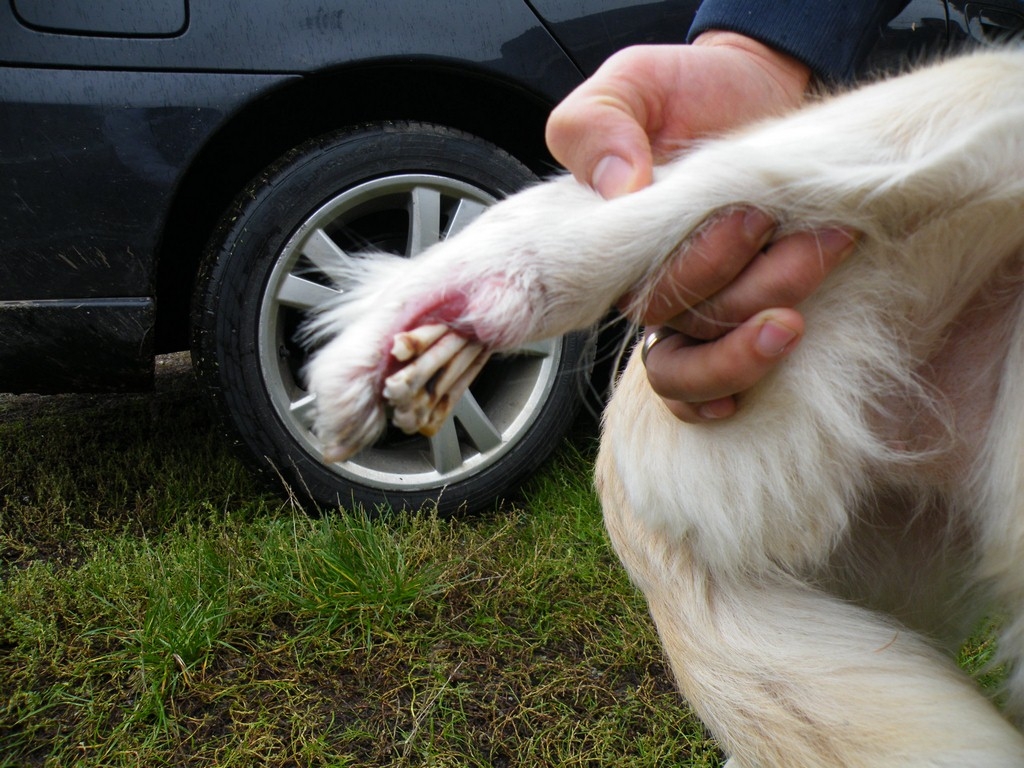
[
  {"left": 0, "top": 357, "right": 719, "bottom": 767},
  {"left": 0, "top": 356, "right": 1005, "bottom": 766}
]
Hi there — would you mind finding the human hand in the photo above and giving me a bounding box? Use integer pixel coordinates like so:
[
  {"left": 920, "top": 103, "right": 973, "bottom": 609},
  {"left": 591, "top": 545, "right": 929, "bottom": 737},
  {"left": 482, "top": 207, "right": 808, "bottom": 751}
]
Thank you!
[
  {"left": 637, "top": 209, "right": 857, "bottom": 422},
  {"left": 545, "top": 32, "right": 811, "bottom": 199},
  {"left": 545, "top": 32, "right": 857, "bottom": 421}
]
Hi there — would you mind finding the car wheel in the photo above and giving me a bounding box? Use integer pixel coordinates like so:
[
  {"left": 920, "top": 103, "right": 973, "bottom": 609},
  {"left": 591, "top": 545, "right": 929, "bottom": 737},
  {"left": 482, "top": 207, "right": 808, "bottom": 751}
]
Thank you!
[{"left": 193, "top": 122, "right": 593, "bottom": 514}]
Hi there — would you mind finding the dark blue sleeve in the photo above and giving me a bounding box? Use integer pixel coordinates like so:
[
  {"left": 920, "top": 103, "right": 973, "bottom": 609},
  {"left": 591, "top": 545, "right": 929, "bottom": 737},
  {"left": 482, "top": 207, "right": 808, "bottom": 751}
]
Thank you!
[{"left": 686, "top": 1, "right": 909, "bottom": 83}]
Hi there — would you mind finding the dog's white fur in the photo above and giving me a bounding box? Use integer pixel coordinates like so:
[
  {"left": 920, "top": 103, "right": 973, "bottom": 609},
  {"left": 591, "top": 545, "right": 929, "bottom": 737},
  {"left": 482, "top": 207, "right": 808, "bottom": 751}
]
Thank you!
[{"left": 307, "top": 51, "right": 1024, "bottom": 765}]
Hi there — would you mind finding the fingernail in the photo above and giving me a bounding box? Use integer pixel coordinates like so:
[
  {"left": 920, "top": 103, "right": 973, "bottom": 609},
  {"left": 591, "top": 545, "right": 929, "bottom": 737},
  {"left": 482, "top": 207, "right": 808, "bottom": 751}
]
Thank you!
[
  {"left": 818, "top": 227, "right": 858, "bottom": 257},
  {"left": 592, "top": 155, "right": 635, "bottom": 199},
  {"left": 743, "top": 209, "right": 775, "bottom": 248},
  {"left": 697, "top": 398, "right": 736, "bottom": 420},
  {"left": 756, "top": 319, "right": 799, "bottom": 357}
]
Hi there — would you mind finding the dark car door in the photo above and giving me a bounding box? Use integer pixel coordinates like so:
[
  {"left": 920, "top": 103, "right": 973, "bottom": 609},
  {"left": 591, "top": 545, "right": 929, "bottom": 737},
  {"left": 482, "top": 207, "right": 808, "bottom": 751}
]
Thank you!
[{"left": 528, "top": 0, "right": 702, "bottom": 74}]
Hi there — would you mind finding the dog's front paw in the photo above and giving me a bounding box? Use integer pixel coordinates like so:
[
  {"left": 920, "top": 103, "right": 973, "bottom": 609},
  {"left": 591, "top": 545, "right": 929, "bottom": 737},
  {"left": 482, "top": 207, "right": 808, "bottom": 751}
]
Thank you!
[{"left": 308, "top": 321, "right": 489, "bottom": 463}]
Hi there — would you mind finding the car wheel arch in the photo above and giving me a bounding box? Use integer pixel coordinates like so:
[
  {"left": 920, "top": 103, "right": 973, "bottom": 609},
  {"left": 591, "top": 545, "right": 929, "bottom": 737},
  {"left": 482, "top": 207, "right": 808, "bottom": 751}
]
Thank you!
[{"left": 153, "top": 60, "right": 566, "bottom": 355}]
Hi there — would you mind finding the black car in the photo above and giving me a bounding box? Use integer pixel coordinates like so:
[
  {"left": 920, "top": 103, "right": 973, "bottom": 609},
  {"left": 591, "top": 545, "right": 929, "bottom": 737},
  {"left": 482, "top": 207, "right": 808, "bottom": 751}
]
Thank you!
[{"left": 0, "top": 0, "right": 1014, "bottom": 514}]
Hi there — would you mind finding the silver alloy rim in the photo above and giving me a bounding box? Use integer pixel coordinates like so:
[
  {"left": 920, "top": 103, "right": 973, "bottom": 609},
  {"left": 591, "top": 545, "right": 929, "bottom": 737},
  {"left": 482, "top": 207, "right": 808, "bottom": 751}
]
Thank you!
[{"left": 258, "top": 173, "right": 561, "bottom": 492}]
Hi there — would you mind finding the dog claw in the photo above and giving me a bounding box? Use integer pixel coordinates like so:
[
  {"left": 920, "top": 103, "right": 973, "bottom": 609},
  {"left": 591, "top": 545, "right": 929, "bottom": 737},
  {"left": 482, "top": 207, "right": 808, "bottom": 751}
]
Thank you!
[
  {"left": 384, "top": 331, "right": 469, "bottom": 402},
  {"left": 417, "top": 347, "right": 490, "bottom": 434},
  {"left": 391, "top": 323, "right": 449, "bottom": 362},
  {"left": 384, "top": 325, "right": 490, "bottom": 436}
]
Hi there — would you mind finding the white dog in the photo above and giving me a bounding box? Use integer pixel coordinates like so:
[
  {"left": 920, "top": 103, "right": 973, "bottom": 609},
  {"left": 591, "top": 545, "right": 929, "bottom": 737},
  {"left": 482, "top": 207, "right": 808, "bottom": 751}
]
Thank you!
[{"left": 305, "top": 50, "right": 1024, "bottom": 766}]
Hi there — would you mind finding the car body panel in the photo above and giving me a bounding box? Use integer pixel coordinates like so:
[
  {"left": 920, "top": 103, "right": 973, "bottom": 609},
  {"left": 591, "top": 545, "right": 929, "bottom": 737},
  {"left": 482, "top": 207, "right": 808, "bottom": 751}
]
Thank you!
[
  {"left": 1, "top": 0, "right": 576, "bottom": 96},
  {"left": 0, "top": 298, "right": 154, "bottom": 392},
  {"left": 527, "top": 0, "right": 702, "bottom": 73},
  {"left": 11, "top": 0, "right": 188, "bottom": 37},
  {"left": 0, "top": 68, "right": 295, "bottom": 302}
]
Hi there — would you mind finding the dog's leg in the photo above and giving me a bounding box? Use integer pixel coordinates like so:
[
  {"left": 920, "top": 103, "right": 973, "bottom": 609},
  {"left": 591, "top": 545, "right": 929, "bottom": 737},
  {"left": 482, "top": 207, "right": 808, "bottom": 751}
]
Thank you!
[
  {"left": 590, "top": 54, "right": 1024, "bottom": 755},
  {"left": 972, "top": 291, "right": 1024, "bottom": 726},
  {"left": 598, "top": 353, "right": 1024, "bottom": 766}
]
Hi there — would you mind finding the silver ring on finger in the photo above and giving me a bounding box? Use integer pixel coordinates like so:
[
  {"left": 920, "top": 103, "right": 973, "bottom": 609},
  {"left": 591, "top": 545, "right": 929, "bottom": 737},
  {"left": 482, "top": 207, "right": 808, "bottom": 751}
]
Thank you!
[{"left": 641, "top": 326, "right": 680, "bottom": 367}]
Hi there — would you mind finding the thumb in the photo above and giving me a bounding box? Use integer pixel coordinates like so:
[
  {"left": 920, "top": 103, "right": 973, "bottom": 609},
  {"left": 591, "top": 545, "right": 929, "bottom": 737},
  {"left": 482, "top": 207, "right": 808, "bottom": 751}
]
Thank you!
[
  {"left": 546, "top": 95, "right": 654, "bottom": 199},
  {"left": 591, "top": 154, "right": 648, "bottom": 199}
]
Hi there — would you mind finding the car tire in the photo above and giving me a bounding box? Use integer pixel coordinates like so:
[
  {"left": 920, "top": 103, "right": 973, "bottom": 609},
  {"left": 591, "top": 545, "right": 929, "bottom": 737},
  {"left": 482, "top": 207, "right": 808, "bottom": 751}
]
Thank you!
[{"left": 192, "top": 121, "right": 593, "bottom": 515}]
